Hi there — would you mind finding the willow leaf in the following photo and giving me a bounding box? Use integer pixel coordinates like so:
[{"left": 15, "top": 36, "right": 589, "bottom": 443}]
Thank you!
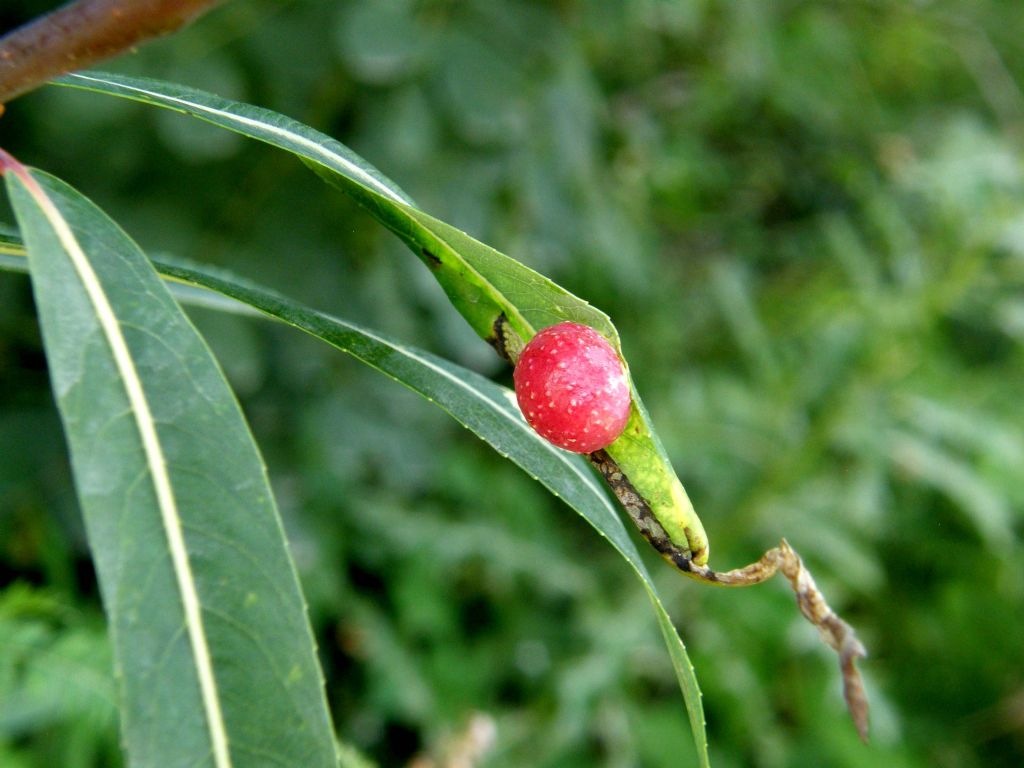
[{"left": 2, "top": 164, "right": 337, "bottom": 768}]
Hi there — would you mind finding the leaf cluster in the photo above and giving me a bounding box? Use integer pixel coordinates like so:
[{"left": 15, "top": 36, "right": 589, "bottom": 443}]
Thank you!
[{"left": 2, "top": 1, "right": 1024, "bottom": 767}]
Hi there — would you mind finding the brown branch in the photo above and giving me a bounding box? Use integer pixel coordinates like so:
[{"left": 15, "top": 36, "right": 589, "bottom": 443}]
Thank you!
[{"left": 0, "top": 0, "right": 229, "bottom": 106}]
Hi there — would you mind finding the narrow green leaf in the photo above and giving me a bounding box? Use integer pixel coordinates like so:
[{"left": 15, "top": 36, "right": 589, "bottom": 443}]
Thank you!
[
  {"left": 3, "top": 166, "right": 337, "bottom": 768},
  {"left": 2, "top": 238, "right": 709, "bottom": 767}
]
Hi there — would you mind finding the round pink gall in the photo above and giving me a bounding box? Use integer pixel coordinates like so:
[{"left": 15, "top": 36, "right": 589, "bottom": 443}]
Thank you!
[{"left": 513, "top": 322, "right": 631, "bottom": 453}]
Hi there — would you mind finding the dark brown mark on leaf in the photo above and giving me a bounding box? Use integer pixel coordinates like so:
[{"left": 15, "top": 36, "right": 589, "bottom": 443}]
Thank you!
[
  {"left": 487, "top": 313, "right": 524, "bottom": 364},
  {"left": 587, "top": 449, "right": 694, "bottom": 562}
]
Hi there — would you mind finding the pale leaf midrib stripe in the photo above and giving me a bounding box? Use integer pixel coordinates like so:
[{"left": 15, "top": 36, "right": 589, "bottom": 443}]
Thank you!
[{"left": 18, "top": 172, "right": 232, "bottom": 768}]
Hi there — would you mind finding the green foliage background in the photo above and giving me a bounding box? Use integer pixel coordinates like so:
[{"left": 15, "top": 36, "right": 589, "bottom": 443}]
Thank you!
[{"left": 2, "top": 1, "right": 1023, "bottom": 766}]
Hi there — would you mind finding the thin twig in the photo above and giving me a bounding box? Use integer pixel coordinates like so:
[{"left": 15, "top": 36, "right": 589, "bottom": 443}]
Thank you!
[
  {"left": 686, "top": 540, "right": 870, "bottom": 742},
  {"left": 0, "top": 0, "right": 228, "bottom": 106},
  {"left": 589, "top": 447, "right": 870, "bottom": 741}
]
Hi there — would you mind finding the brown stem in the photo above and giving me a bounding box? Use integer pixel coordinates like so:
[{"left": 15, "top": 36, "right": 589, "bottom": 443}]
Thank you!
[{"left": 0, "top": 0, "right": 229, "bottom": 106}]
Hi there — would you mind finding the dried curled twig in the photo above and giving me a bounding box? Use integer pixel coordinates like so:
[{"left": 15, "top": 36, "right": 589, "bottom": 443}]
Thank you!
[
  {"left": 590, "top": 448, "right": 869, "bottom": 741},
  {"left": 686, "top": 540, "right": 869, "bottom": 742}
]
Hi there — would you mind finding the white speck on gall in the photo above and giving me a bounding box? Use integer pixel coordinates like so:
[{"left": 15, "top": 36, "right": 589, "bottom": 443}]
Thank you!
[{"left": 513, "top": 322, "right": 631, "bottom": 453}]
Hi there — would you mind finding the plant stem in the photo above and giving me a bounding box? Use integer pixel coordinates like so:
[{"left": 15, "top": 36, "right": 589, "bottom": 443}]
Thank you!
[{"left": 0, "top": 0, "right": 228, "bottom": 106}]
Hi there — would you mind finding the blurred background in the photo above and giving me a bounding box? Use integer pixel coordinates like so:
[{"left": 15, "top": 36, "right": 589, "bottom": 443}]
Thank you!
[{"left": 2, "top": 1, "right": 1023, "bottom": 766}]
